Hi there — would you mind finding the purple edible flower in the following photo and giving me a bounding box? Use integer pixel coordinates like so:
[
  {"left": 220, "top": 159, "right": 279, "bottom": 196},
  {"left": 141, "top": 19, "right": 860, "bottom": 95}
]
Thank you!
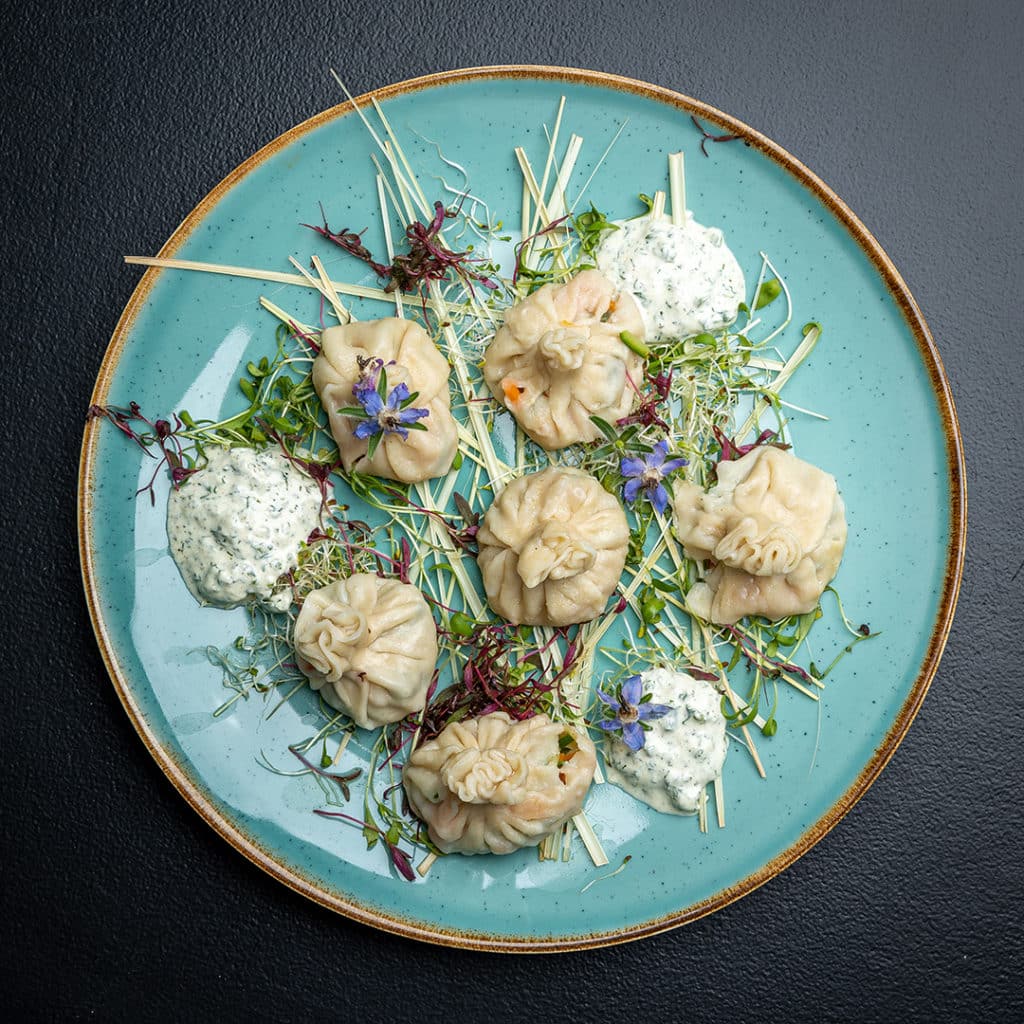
[
  {"left": 350, "top": 360, "right": 429, "bottom": 443},
  {"left": 595, "top": 674, "right": 671, "bottom": 752},
  {"left": 620, "top": 440, "right": 688, "bottom": 515}
]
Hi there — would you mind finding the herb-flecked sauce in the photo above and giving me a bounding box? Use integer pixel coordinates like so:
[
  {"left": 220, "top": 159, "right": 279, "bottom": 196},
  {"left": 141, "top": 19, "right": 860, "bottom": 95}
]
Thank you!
[
  {"left": 596, "top": 215, "right": 745, "bottom": 341},
  {"left": 166, "top": 446, "right": 322, "bottom": 611},
  {"left": 603, "top": 667, "right": 728, "bottom": 816}
]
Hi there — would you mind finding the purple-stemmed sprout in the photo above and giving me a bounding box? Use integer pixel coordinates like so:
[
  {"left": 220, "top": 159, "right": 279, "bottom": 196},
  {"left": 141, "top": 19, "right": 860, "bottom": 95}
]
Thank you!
[
  {"left": 336, "top": 357, "right": 430, "bottom": 460},
  {"left": 289, "top": 744, "right": 362, "bottom": 801},
  {"left": 620, "top": 440, "right": 688, "bottom": 515},
  {"left": 305, "top": 200, "right": 497, "bottom": 307},
  {"left": 690, "top": 115, "right": 742, "bottom": 157},
  {"left": 85, "top": 402, "right": 199, "bottom": 504},
  {"left": 617, "top": 366, "right": 673, "bottom": 432},
  {"left": 313, "top": 809, "right": 416, "bottom": 882},
  {"left": 712, "top": 424, "right": 790, "bottom": 464},
  {"left": 595, "top": 674, "right": 671, "bottom": 752}
]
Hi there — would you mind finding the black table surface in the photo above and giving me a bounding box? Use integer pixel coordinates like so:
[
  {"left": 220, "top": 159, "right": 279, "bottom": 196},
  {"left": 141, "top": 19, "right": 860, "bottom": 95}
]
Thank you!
[{"left": 4, "top": 1, "right": 1022, "bottom": 1020}]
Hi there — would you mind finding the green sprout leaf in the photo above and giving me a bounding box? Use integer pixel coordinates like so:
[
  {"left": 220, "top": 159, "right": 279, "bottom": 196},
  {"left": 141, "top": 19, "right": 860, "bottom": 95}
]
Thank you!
[{"left": 754, "top": 278, "right": 782, "bottom": 309}]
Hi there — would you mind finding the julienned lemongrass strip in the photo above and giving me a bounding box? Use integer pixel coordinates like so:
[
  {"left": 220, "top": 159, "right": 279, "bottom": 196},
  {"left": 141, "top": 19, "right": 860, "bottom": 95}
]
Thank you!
[
  {"left": 547, "top": 133, "right": 583, "bottom": 221},
  {"left": 515, "top": 150, "right": 550, "bottom": 247},
  {"left": 569, "top": 118, "right": 630, "bottom": 215},
  {"left": 532, "top": 96, "right": 566, "bottom": 238},
  {"left": 515, "top": 147, "right": 570, "bottom": 275},
  {"left": 374, "top": 93, "right": 501, "bottom": 329},
  {"left": 669, "top": 152, "right": 686, "bottom": 227},
  {"left": 735, "top": 321, "right": 820, "bottom": 442},
  {"left": 375, "top": 174, "right": 405, "bottom": 320},
  {"left": 288, "top": 256, "right": 341, "bottom": 313},
  {"left": 370, "top": 155, "right": 409, "bottom": 237},
  {"left": 417, "top": 851, "right": 438, "bottom": 877},
  {"left": 751, "top": 252, "right": 793, "bottom": 348},
  {"left": 579, "top": 534, "right": 670, "bottom": 663},
  {"left": 651, "top": 190, "right": 667, "bottom": 221},
  {"left": 123, "top": 255, "right": 498, "bottom": 321},
  {"left": 775, "top": 397, "right": 829, "bottom": 420},
  {"left": 572, "top": 812, "right": 609, "bottom": 867},
  {"left": 310, "top": 255, "right": 350, "bottom": 324},
  {"left": 258, "top": 297, "right": 316, "bottom": 338},
  {"left": 714, "top": 776, "right": 726, "bottom": 829},
  {"left": 332, "top": 730, "right": 352, "bottom": 766},
  {"left": 372, "top": 169, "right": 487, "bottom": 619},
  {"left": 529, "top": 132, "right": 581, "bottom": 272},
  {"left": 521, "top": 178, "right": 531, "bottom": 252},
  {"left": 370, "top": 97, "right": 433, "bottom": 220}
]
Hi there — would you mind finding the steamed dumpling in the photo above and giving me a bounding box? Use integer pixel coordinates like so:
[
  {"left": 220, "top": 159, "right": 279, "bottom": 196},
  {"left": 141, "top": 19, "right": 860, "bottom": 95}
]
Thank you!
[
  {"left": 482, "top": 270, "right": 646, "bottom": 450},
  {"left": 402, "top": 711, "right": 597, "bottom": 855},
  {"left": 294, "top": 573, "right": 437, "bottom": 728},
  {"left": 477, "top": 466, "right": 629, "bottom": 626},
  {"left": 673, "top": 446, "right": 847, "bottom": 624},
  {"left": 312, "top": 318, "right": 457, "bottom": 483}
]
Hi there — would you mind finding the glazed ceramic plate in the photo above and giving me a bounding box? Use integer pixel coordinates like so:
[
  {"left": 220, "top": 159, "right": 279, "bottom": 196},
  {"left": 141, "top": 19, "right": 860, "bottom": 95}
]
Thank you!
[{"left": 79, "top": 67, "right": 964, "bottom": 951}]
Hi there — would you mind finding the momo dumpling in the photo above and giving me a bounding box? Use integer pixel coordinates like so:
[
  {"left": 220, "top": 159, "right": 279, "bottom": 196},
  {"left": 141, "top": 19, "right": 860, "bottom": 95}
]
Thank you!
[
  {"left": 402, "top": 711, "right": 597, "bottom": 855},
  {"left": 477, "top": 466, "right": 629, "bottom": 627},
  {"left": 294, "top": 573, "right": 437, "bottom": 728},
  {"left": 673, "top": 446, "right": 847, "bottom": 624},
  {"left": 312, "top": 318, "right": 457, "bottom": 483},
  {"left": 482, "top": 269, "right": 646, "bottom": 450}
]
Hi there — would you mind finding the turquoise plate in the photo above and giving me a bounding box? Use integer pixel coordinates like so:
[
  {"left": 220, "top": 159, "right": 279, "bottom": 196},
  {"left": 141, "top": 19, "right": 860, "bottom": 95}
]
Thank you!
[{"left": 79, "top": 66, "right": 965, "bottom": 951}]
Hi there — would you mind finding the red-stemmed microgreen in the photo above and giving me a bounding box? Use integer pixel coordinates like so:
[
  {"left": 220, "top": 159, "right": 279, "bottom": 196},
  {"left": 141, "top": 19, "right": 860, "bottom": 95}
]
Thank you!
[
  {"left": 512, "top": 214, "right": 571, "bottom": 289},
  {"left": 712, "top": 424, "right": 790, "bottom": 464},
  {"left": 690, "top": 115, "right": 742, "bottom": 157},
  {"left": 289, "top": 744, "right": 362, "bottom": 801},
  {"left": 86, "top": 402, "right": 198, "bottom": 504},
  {"left": 615, "top": 366, "right": 673, "bottom": 432},
  {"left": 302, "top": 203, "right": 391, "bottom": 278},
  {"left": 306, "top": 200, "right": 498, "bottom": 303},
  {"left": 313, "top": 808, "right": 418, "bottom": 882}
]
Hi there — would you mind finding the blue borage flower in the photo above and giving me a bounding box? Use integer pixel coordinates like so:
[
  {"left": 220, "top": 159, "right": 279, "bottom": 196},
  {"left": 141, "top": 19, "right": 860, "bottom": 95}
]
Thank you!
[
  {"left": 620, "top": 439, "right": 688, "bottom": 515},
  {"left": 595, "top": 674, "right": 671, "bottom": 751},
  {"left": 339, "top": 357, "right": 430, "bottom": 458}
]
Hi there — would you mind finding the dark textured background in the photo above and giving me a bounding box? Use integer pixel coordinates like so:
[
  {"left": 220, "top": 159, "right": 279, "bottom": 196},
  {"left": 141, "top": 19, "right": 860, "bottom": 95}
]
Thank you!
[{"left": 3, "top": 0, "right": 1022, "bottom": 1019}]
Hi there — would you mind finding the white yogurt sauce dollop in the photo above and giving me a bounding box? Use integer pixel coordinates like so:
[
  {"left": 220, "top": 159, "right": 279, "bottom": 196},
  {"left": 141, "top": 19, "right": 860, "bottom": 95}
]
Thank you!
[
  {"left": 596, "top": 214, "right": 745, "bottom": 341},
  {"left": 602, "top": 666, "right": 728, "bottom": 816},
  {"left": 166, "top": 446, "right": 323, "bottom": 611}
]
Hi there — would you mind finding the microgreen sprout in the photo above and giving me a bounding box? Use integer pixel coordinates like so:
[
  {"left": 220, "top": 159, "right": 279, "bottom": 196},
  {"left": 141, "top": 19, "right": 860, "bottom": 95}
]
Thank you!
[
  {"left": 86, "top": 403, "right": 198, "bottom": 503},
  {"left": 313, "top": 808, "right": 418, "bottom": 882},
  {"left": 307, "top": 199, "right": 498, "bottom": 300},
  {"left": 572, "top": 203, "right": 618, "bottom": 256},
  {"left": 594, "top": 675, "right": 670, "bottom": 751},
  {"left": 289, "top": 744, "right": 362, "bottom": 801},
  {"left": 754, "top": 278, "right": 783, "bottom": 310},
  {"left": 712, "top": 425, "right": 790, "bottom": 464},
  {"left": 690, "top": 115, "right": 742, "bottom": 157}
]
